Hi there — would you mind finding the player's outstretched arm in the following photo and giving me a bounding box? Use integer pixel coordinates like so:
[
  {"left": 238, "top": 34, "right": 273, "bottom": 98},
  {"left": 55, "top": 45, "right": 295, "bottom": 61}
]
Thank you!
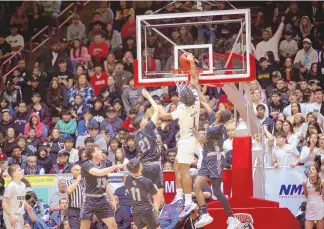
[
  {"left": 186, "top": 53, "right": 212, "bottom": 114},
  {"left": 158, "top": 105, "right": 173, "bottom": 120},
  {"left": 106, "top": 184, "right": 116, "bottom": 212},
  {"left": 89, "top": 164, "right": 125, "bottom": 176},
  {"left": 142, "top": 89, "right": 159, "bottom": 125}
]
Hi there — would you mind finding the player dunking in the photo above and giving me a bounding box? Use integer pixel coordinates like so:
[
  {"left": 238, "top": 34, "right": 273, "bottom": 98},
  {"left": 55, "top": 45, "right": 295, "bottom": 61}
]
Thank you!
[
  {"left": 191, "top": 68, "right": 240, "bottom": 229},
  {"left": 159, "top": 53, "right": 200, "bottom": 217},
  {"left": 125, "top": 158, "right": 161, "bottom": 229},
  {"left": 2, "top": 164, "right": 34, "bottom": 229},
  {"left": 80, "top": 145, "right": 125, "bottom": 229},
  {"left": 132, "top": 89, "right": 164, "bottom": 194}
]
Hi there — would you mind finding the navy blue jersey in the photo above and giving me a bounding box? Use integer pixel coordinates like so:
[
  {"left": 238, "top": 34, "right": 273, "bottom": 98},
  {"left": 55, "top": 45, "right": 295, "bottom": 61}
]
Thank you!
[
  {"left": 204, "top": 111, "right": 225, "bottom": 153},
  {"left": 135, "top": 120, "right": 160, "bottom": 163},
  {"left": 82, "top": 160, "right": 108, "bottom": 194},
  {"left": 125, "top": 175, "right": 158, "bottom": 214}
]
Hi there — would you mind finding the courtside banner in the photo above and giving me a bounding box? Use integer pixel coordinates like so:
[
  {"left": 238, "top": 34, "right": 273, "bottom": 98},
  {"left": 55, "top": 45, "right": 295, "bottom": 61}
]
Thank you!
[{"left": 264, "top": 166, "right": 306, "bottom": 215}]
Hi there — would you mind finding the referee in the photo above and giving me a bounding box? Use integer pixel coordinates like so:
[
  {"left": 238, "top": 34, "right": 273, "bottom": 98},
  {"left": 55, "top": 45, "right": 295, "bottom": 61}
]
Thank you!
[{"left": 66, "top": 164, "right": 83, "bottom": 229}]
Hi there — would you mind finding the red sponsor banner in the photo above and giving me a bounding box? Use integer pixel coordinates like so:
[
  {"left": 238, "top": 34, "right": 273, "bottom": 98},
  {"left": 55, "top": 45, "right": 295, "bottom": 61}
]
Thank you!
[{"left": 163, "top": 170, "right": 232, "bottom": 203}]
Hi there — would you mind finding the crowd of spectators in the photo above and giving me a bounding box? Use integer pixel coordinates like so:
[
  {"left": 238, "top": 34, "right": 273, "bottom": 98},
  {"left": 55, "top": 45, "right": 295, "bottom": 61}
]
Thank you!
[{"left": 0, "top": 1, "right": 324, "bottom": 229}]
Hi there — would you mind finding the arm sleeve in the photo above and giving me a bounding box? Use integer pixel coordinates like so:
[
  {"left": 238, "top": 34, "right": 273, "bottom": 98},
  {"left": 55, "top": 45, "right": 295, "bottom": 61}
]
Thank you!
[
  {"left": 272, "top": 22, "right": 284, "bottom": 45},
  {"left": 82, "top": 161, "right": 92, "bottom": 173},
  {"left": 3, "top": 184, "right": 14, "bottom": 198},
  {"left": 147, "top": 180, "right": 158, "bottom": 196}
]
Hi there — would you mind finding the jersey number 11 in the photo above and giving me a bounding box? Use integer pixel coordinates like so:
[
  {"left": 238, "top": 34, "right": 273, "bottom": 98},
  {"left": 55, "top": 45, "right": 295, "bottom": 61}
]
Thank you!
[{"left": 130, "top": 187, "right": 141, "bottom": 201}]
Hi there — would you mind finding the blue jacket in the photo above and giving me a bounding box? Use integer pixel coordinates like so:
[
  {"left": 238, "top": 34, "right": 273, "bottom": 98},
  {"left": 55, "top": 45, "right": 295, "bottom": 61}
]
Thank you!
[
  {"left": 50, "top": 210, "right": 68, "bottom": 228},
  {"left": 24, "top": 164, "right": 43, "bottom": 175},
  {"left": 159, "top": 203, "right": 181, "bottom": 229},
  {"left": 77, "top": 119, "right": 97, "bottom": 136}
]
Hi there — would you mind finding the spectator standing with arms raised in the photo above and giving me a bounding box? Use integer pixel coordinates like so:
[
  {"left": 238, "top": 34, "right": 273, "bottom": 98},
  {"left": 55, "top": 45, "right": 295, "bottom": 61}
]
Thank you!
[{"left": 255, "top": 16, "right": 285, "bottom": 62}]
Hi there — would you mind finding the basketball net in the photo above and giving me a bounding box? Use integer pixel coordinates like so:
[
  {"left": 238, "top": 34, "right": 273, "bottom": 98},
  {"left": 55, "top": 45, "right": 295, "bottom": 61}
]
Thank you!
[{"left": 171, "top": 69, "right": 202, "bottom": 92}]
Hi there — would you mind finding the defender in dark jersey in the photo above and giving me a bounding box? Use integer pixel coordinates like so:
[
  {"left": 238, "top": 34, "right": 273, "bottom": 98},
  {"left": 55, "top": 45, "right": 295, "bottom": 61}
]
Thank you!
[
  {"left": 191, "top": 78, "right": 240, "bottom": 229},
  {"left": 132, "top": 89, "right": 164, "bottom": 192},
  {"left": 80, "top": 145, "right": 125, "bottom": 229},
  {"left": 125, "top": 158, "right": 161, "bottom": 229}
]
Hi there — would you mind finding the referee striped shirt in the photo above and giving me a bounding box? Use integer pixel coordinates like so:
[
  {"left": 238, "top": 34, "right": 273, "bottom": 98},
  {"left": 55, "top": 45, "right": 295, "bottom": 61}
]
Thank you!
[{"left": 66, "top": 178, "right": 83, "bottom": 208}]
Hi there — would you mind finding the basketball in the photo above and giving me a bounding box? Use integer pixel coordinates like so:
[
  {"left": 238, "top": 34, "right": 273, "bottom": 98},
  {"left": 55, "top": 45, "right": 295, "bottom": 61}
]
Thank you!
[{"left": 179, "top": 53, "right": 191, "bottom": 69}]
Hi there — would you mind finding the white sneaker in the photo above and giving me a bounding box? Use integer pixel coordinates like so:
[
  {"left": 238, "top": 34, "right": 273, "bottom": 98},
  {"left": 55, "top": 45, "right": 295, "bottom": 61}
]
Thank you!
[
  {"left": 227, "top": 216, "right": 240, "bottom": 229},
  {"left": 170, "top": 195, "right": 183, "bottom": 204},
  {"left": 179, "top": 202, "right": 197, "bottom": 218},
  {"left": 195, "top": 213, "right": 214, "bottom": 228}
]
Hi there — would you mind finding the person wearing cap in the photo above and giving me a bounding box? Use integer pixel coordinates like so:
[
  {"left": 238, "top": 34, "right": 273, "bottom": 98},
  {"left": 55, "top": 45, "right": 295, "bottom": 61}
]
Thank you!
[
  {"left": 100, "top": 106, "right": 123, "bottom": 138},
  {"left": 50, "top": 150, "right": 73, "bottom": 174},
  {"left": 89, "top": 63, "right": 109, "bottom": 96},
  {"left": 89, "top": 33, "right": 109, "bottom": 65},
  {"left": 279, "top": 30, "right": 298, "bottom": 59},
  {"left": 35, "top": 39, "right": 71, "bottom": 78},
  {"left": 22, "top": 72, "right": 47, "bottom": 105},
  {"left": 67, "top": 14, "right": 86, "bottom": 44},
  {"left": 0, "top": 78, "right": 23, "bottom": 109},
  {"left": 294, "top": 38, "right": 318, "bottom": 72},
  {"left": 6, "top": 24, "right": 24, "bottom": 53},
  {"left": 55, "top": 111, "right": 77, "bottom": 140},
  {"left": 255, "top": 16, "right": 285, "bottom": 62}
]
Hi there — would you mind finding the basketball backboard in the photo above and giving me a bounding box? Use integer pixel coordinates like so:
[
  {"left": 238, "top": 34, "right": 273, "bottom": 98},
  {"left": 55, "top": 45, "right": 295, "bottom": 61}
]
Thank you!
[{"left": 134, "top": 8, "right": 256, "bottom": 87}]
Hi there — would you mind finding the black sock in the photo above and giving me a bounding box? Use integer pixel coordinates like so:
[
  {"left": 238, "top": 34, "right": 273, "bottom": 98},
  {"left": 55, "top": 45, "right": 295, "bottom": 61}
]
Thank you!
[{"left": 200, "top": 205, "right": 208, "bottom": 214}]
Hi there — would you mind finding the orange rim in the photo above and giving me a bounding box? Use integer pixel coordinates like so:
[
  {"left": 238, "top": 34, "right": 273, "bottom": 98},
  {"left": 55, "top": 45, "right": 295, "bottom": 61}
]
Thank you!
[{"left": 171, "top": 68, "right": 203, "bottom": 75}]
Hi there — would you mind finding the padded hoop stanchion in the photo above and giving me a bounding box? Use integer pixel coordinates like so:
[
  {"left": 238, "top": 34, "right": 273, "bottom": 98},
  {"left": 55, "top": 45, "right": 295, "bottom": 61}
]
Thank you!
[{"left": 204, "top": 137, "right": 300, "bottom": 229}]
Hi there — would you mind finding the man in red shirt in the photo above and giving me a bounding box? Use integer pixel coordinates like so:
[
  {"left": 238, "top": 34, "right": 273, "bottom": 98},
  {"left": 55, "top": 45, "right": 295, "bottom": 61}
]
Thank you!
[
  {"left": 90, "top": 63, "right": 109, "bottom": 97},
  {"left": 121, "top": 14, "right": 136, "bottom": 40},
  {"left": 88, "top": 34, "right": 109, "bottom": 64},
  {"left": 121, "top": 108, "right": 137, "bottom": 133}
]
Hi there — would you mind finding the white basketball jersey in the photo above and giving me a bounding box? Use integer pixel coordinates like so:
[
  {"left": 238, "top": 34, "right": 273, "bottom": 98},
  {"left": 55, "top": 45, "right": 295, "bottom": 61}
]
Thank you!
[
  {"left": 3, "top": 181, "right": 27, "bottom": 217},
  {"left": 171, "top": 89, "right": 200, "bottom": 138}
]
